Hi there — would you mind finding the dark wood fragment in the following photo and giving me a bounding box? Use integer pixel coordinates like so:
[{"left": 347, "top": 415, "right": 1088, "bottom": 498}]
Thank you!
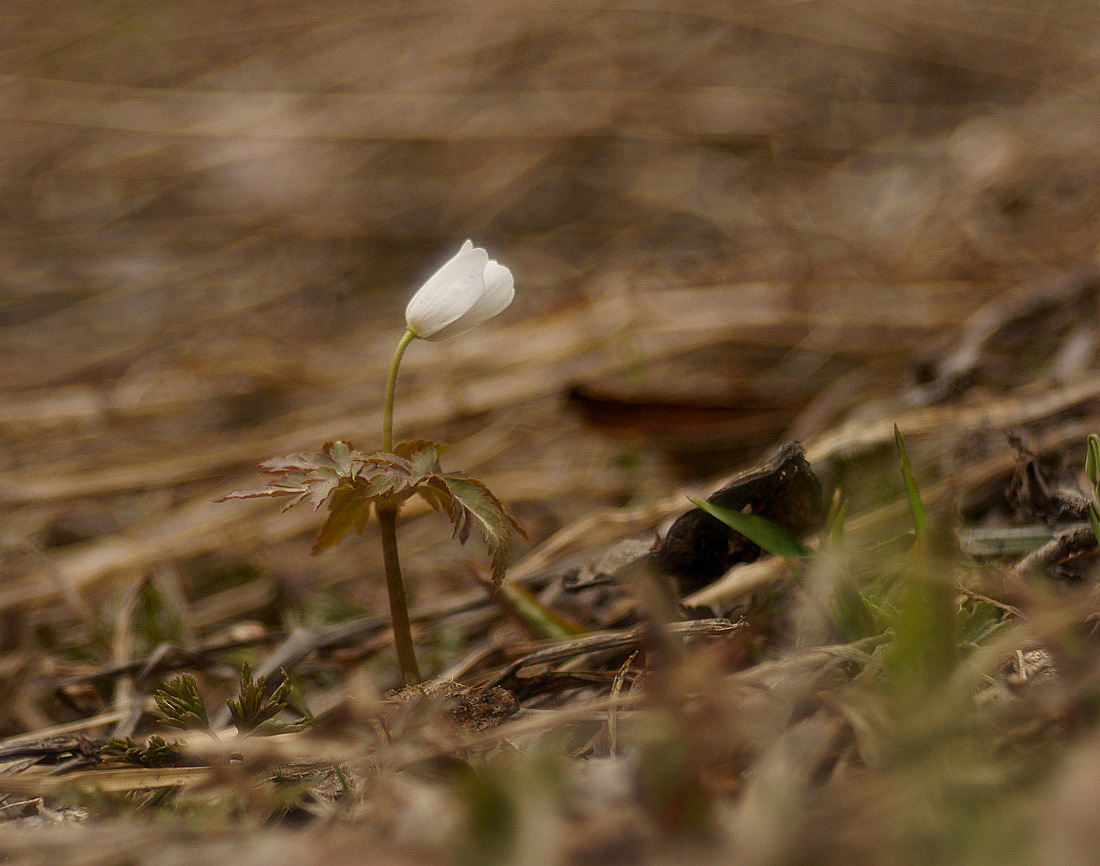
[
  {"left": 1012, "top": 524, "right": 1099, "bottom": 578},
  {"left": 1005, "top": 431, "right": 1091, "bottom": 524},
  {"left": 655, "top": 442, "right": 824, "bottom": 593}
]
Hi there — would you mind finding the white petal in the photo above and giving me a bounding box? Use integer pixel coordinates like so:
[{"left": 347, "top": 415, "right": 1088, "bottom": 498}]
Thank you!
[
  {"left": 424, "top": 259, "right": 514, "bottom": 341},
  {"left": 404, "top": 240, "right": 489, "bottom": 339}
]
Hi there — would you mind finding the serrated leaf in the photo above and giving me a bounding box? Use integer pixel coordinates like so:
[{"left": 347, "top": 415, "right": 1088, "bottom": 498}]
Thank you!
[
  {"left": 257, "top": 453, "right": 328, "bottom": 474},
  {"left": 153, "top": 674, "right": 211, "bottom": 733},
  {"left": 359, "top": 455, "right": 415, "bottom": 499},
  {"left": 216, "top": 440, "right": 367, "bottom": 512},
  {"left": 324, "top": 440, "right": 355, "bottom": 475},
  {"left": 415, "top": 482, "right": 450, "bottom": 512},
  {"left": 226, "top": 664, "right": 311, "bottom": 737},
  {"left": 227, "top": 663, "right": 281, "bottom": 735},
  {"left": 220, "top": 440, "right": 525, "bottom": 573},
  {"left": 260, "top": 440, "right": 359, "bottom": 478},
  {"left": 215, "top": 472, "right": 315, "bottom": 511},
  {"left": 393, "top": 439, "right": 448, "bottom": 478},
  {"left": 99, "top": 735, "right": 182, "bottom": 768},
  {"left": 437, "top": 474, "right": 524, "bottom": 584},
  {"left": 688, "top": 496, "right": 810, "bottom": 560},
  {"left": 312, "top": 485, "right": 373, "bottom": 554}
]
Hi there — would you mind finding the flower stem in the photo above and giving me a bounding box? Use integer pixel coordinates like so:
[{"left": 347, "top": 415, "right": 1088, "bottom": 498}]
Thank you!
[
  {"left": 377, "top": 501, "right": 421, "bottom": 685},
  {"left": 383, "top": 328, "right": 416, "bottom": 452},
  {"left": 379, "top": 328, "right": 421, "bottom": 684}
]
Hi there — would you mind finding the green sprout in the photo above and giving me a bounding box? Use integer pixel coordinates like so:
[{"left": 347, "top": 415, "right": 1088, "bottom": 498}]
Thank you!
[
  {"left": 154, "top": 665, "right": 312, "bottom": 738},
  {"left": 99, "top": 734, "right": 182, "bottom": 768},
  {"left": 154, "top": 673, "right": 212, "bottom": 734},
  {"left": 226, "top": 662, "right": 312, "bottom": 736},
  {"left": 218, "top": 242, "right": 524, "bottom": 685}
]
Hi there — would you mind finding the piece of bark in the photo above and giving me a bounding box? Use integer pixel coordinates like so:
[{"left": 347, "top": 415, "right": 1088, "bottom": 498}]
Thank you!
[
  {"left": 1005, "top": 431, "right": 1090, "bottom": 524},
  {"left": 1012, "top": 524, "right": 1098, "bottom": 578}
]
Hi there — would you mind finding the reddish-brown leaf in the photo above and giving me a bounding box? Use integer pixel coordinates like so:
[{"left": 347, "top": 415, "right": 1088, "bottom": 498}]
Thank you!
[
  {"left": 312, "top": 485, "right": 373, "bottom": 555},
  {"left": 215, "top": 440, "right": 366, "bottom": 512},
  {"left": 218, "top": 440, "right": 522, "bottom": 574},
  {"left": 437, "top": 473, "right": 525, "bottom": 584}
]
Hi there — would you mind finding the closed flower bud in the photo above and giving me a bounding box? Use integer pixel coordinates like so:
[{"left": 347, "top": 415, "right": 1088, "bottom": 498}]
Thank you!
[{"left": 404, "top": 240, "right": 514, "bottom": 341}]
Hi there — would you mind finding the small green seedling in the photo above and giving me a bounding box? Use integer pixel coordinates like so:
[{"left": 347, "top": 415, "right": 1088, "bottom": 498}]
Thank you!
[
  {"left": 226, "top": 662, "right": 311, "bottom": 736},
  {"left": 154, "top": 673, "right": 211, "bottom": 733},
  {"left": 155, "top": 665, "right": 312, "bottom": 737},
  {"left": 219, "top": 242, "right": 524, "bottom": 685},
  {"left": 99, "top": 734, "right": 182, "bottom": 768}
]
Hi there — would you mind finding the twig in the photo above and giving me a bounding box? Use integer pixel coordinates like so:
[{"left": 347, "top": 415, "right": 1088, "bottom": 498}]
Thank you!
[
  {"left": 607, "top": 650, "right": 638, "bottom": 755},
  {"left": 484, "top": 618, "right": 741, "bottom": 688}
]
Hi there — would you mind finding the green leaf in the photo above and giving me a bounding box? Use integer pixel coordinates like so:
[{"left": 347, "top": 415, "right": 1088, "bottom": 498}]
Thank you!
[
  {"left": 894, "top": 425, "right": 928, "bottom": 538},
  {"left": 415, "top": 482, "right": 450, "bottom": 512},
  {"left": 1086, "top": 434, "right": 1100, "bottom": 486},
  {"left": 688, "top": 496, "right": 810, "bottom": 560},
  {"left": 153, "top": 674, "right": 211, "bottom": 733},
  {"left": 99, "top": 735, "right": 182, "bottom": 768},
  {"left": 356, "top": 441, "right": 448, "bottom": 499},
  {"left": 225, "top": 663, "right": 310, "bottom": 737},
  {"left": 881, "top": 525, "right": 959, "bottom": 691}
]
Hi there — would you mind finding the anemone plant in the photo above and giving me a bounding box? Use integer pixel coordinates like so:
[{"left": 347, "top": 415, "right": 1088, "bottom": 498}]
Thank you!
[{"left": 219, "top": 241, "right": 524, "bottom": 685}]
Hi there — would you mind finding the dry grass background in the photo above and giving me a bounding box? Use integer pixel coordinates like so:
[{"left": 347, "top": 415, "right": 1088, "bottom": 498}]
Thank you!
[{"left": 2, "top": 1, "right": 1100, "bottom": 864}]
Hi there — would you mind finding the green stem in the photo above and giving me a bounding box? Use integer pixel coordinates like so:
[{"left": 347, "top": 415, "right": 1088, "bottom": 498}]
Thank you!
[
  {"left": 377, "top": 502, "right": 421, "bottom": 685},
  {"left": 379, "top": 328, "right": 421, "bottom": 684},
  {"left": 383, "top": 328, "right": 416, "bottom": 452}
]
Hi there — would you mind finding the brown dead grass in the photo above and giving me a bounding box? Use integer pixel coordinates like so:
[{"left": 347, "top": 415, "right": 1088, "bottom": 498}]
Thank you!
[{"left": 1, "top": 1, "right": 1100, "bottom": 864}]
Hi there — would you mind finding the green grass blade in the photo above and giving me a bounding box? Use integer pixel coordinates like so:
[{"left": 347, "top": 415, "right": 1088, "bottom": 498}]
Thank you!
[
  {"left": 894, "top": 424, "right": 928, "bottom": 538},
  {"left": 497, "top": 581, "right": 586, "bottom": 641},
  {"left": 689, "top": 497, "right": 810, "bottom": 560},
  {"left": 1086, "top": 433, "right": 1100, "bottom": 485}
]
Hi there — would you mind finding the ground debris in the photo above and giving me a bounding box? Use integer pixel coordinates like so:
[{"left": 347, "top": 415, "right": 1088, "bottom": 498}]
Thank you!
[
  {"left": 384, "top": 681, "right": 519, "bottom": 733},
  {"left": 3, "top": 1, "right": 1100, "bottom": 863},
  {"left": 656, "top": 443, "right": 824, "bottom": 592}
]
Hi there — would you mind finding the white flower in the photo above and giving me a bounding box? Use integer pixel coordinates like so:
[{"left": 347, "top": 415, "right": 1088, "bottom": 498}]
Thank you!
[{"left": 404, "top": 240, "right": 515, "bottom": 341}]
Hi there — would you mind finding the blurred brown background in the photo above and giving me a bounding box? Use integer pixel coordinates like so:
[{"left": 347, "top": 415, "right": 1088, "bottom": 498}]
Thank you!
[{"left": 2, "top": 0, "right": 1099, "bottom": 697}]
